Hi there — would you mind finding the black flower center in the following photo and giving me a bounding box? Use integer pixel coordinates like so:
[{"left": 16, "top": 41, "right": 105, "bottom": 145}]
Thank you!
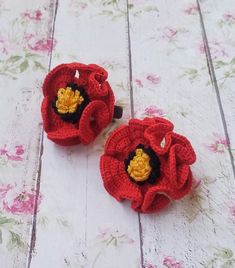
[
  {"left": 52, "top": 83, "right": 90, "bottom": 123},
  {"left": 124, "top": 144, "right": 161, "bottom": 185}
]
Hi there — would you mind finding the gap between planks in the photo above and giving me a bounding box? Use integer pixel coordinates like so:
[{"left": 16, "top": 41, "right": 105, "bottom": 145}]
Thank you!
[
  {"left": 197, "top": 0, "right": 235, "bottom": 179},
  {"left": 126, "top": 0, "right": 144, "bottom": 267},
  {"left": 25, "top": 1, "right": 235, "bottom": 268},
  {"left": 126, "top": 1, "right": 235, "bottom": 267},
  {"left": 27, "top": 1, "right": 59, "bottom": 267}
]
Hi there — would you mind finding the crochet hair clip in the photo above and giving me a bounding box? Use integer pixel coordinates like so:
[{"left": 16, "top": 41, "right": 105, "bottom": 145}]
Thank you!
[
  {"left": 100, "top": 117, "right": 196, "bottom": 213},
  {"left": 41, "top": 63, "right": 123, "bottom": 146}
]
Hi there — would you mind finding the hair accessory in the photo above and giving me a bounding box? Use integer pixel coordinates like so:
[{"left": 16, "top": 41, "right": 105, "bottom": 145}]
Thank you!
[
  {"left": 100, "top": 117, "right": 196, "bottom": 213},
  {"left": 41, "top": 63, "right": 122, "bottom": 146}
]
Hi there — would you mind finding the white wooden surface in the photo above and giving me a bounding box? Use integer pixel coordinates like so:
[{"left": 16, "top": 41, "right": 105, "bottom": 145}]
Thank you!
[{"left": 0, "top": 0, "right": 235, "bottom": 268}]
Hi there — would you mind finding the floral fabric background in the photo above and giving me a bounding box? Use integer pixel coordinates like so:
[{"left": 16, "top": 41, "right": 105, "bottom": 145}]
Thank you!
[{"left": 0, "top": 0, "right": 235, "bottom": 268}]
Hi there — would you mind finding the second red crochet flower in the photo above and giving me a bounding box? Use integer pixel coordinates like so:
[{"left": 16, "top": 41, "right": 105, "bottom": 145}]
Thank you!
[
  {"left": 41, "top": 62, "right": 122, "bottom": 146},
  {"left": 100, "top": 117, "right": 196, "bottom": 213}
]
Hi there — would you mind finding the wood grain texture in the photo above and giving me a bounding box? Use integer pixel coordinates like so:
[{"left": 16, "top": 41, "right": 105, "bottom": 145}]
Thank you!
[
  {"left": 199, "top": 0, "right": 235, "bottom": 168},
  {"left": 0, "top": 0, "right": 55, "bottom": 267},
  {"left": 1, "top": 0, "right": 235, "bottom": 267},
  {"left": 128, "top": 0, "right": 235, "bottom": 267},
  {"left": 31, "top": 1, "right": 142, "bottom": 268}
]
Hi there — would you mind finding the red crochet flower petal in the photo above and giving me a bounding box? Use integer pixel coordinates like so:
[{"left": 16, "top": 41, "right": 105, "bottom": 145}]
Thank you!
[
  {"left": 41, "top": 97, "right": 53, "bottom": 133},
  {"left": 145, "top": 126, "right": 173, "bottom": 155},
  {"left": 100, "top": 81, "right": 115, "bottom": 121},
  {"left": 87, "top": 63, "right": 108, "bottom": 81},
  {"left": 136, "top": 161, "right": 171, "bottom": 213},
  {"left": 79, "top": 100, "right": 110, "bottom": 144},
  {"left": 129, "top": 117, "right": 174, "bottom": 148},
  {"left": 41, "top": 97, "right": 68, "bottom": 132},
  {"left": 130, "top": 117, "right": 173, "bottom": 129},
  {"left": 41, "top": 96, "right": 81, "bottom": 145},
  {"left": 87, "top": 69, "right": 109, "bottom": 98},
  {"left": 100, "top": 155, "right": 142, "bottom": 208},
  {"left": 170, "top": 132, "right": 196, "bottom": 164},
  {"left": 169, "top": 165, "right": 193, "bottom": 199},
  {"left": 166, "top": 145, "right": 194, "bottom": 199},
  {"left": 47, "top": 128, "right": 81, "bottom": 146},
  {"left": 42, "top": 64, "right": 77, "bottom": 98},
  {"left": 43, "top": 63, "right": 109, "bottom": 98},
  {"left": 104, "top": 125, "right": 132, "bottom": 159},
  {"left": 124, "top": 161, "right": 172, "bottom": 213},
  {"left": 128, "top": 119, "right": 151, "bottom": 146},
  {"left": 141, "top": 189, "right": 171, "bottom": 213},
  {"left": 104, "top": 118, "right": 171, "bottom": 159}
]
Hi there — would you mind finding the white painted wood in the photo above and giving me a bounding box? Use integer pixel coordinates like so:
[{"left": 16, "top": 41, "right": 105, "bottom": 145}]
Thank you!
[
  {"left": 31, "top": 1, "right": 142, "bottom": 268},
  {"left": 2, "top": 0, "right": 235, "bottom": 267},
  {"left": 199, "top": 0, "right": 235, "bottom": 163},
  {"left": 129, "top": 0, "right": 235, "bottom": 267},
  {"left": 0, "top": 0, "right": 55, "bottom": 267}
]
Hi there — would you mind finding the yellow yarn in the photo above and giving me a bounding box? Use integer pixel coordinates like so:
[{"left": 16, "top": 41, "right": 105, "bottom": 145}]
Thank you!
[
  {"left": 55, "top": 87, "right": 84, "bottom": 114},
  {"left": 127, "top": 148, "right": 152, "bottom": 182}
]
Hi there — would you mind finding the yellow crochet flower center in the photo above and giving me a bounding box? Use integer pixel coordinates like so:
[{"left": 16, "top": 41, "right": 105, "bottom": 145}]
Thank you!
[
  {"left": 55, "top": 87, "right": 84, "bottom": 114},
  {"left": 127, "top": 148, "right": 152, "bottom": 182}
]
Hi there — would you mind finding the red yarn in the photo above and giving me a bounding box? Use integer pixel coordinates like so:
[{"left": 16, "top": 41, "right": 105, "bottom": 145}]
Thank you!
[
  {"left": 100, "top": 117, "right": 196, "bottom": 213},
  {"left": 41, "top": 63, "right": 115, "bottom": 146}
]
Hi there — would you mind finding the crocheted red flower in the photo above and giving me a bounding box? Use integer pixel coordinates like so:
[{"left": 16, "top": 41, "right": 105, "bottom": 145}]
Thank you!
[
  {"left": 41, "top": 63, "right": 121, "bottom": 146},
  {"left": 100, "top": 117, "right": 196, "bottom": 213}
]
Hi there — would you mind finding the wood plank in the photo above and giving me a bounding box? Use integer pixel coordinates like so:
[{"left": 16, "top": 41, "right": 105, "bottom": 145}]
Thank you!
[
  {"left": 31, "top": 1, "right": 142, "bottom": 267},
  {"left": 128, "top": 0, "right": 235, "bottom": 267},
  {"left": 198, "top": 0, "right": 235, "bottom": 166},
  {"left": 0, "top": 0, "right": 55, "bottom": 267}
]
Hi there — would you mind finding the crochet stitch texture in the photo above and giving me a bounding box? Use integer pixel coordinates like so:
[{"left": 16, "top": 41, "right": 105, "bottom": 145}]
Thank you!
[
  {"left": 41, "top": 63, "right": 117, "bottom": 146},
  {"left": 100, "top": 117, "right": 196, "bottom": 213}
]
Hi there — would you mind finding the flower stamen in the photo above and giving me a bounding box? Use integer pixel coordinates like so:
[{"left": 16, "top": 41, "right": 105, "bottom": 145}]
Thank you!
[
  {"left": 55, "top": 87, "right": 84, "bottom": 114},
  {"left": 127, "top": 148, "right": 152, "bottom": 182}
]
